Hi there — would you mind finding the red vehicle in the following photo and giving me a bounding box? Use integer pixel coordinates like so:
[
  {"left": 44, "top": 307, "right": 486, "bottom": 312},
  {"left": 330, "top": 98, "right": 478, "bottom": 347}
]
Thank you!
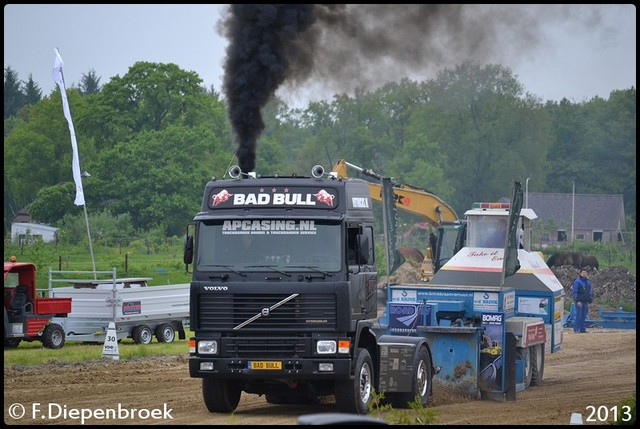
[{"left": 4, "top": 257, "right": 72, "bottom": 349}]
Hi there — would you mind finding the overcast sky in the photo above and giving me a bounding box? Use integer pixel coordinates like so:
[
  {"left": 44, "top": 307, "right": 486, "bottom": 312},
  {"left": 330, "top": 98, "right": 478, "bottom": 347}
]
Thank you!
[{"left": 4, "top": 4, "right": 636, "bottom": 107}]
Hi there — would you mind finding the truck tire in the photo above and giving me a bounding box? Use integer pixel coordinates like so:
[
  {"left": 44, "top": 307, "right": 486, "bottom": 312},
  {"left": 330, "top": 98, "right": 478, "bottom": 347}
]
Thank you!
[
  {"left": 132, "top": 325, "right": 153, "bottom": 345},
  {"left": 530, "top": 344, "right": 545, "bottom": 386},
  {"left": 4, "top": 337, "right": 21, "bottom": 348},
  {"left": 202, "top": 377, "right": 241, "bottom": 413},
  {"left": 335, "top": 347, "right": 374, "bottom": 415},
  {"left": 265, "top": 394, "right": 289, "bottom": 404},
  {"left": 386, "top": 346, "right": 432, "bottom": 408},
  {"left": 518, "top": 347, "right": 533, "bottom": 388},
  {"left": 155, "top": 323, "right": 175, "bottom": 343},
  {"left": 42, "top": 323, "right": 65, "bottom": 349}
]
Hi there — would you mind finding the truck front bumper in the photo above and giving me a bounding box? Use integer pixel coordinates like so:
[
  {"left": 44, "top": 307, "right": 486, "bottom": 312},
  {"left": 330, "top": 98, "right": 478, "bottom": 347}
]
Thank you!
[{"left": 189, "top": 356, "right": 353, "bottom": 379}]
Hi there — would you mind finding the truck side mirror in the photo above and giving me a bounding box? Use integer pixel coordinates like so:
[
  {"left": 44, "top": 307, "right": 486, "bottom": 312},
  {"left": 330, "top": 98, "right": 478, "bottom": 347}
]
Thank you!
[{"left": 184, "top": 235, "right": 194, "bottom": 265}]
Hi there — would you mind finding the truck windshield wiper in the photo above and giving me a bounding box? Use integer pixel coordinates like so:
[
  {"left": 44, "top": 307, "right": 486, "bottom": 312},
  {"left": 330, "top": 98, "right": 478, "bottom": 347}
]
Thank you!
[
  {"left": 288, "top": 265, "right": 333, "bottom": 277},
  {"left": 245, "top": 265, "right": 291, "bottom": 277},
  {"left": 208, "top": 265, "right": 246, "bottom": 277}
]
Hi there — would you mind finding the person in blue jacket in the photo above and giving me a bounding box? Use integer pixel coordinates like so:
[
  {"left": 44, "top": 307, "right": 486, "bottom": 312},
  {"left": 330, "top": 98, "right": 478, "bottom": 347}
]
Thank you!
[{"left": 572, "top": 268, "right": 593, "bottom": 333}]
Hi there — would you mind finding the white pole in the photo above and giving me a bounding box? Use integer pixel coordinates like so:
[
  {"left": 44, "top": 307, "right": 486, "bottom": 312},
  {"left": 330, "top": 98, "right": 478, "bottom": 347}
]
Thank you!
[
  {"left": 525, "top": 177, "right": 531, "bottom": 208},
  {"left": 571, "top": 180, "right": 575, "bottom": 246},
  {"left": 83, "top": 203, "right": 97, "bottom": 279}
]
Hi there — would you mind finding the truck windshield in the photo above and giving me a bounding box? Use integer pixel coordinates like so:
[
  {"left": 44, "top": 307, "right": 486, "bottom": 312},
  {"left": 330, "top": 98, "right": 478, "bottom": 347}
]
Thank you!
[{"left": 195, "top": 219, "right": 342, "bottom": 273}]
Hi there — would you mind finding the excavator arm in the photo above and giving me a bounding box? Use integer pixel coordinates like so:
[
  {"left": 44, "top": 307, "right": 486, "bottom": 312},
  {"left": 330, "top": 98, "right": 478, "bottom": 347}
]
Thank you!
[
  {"left": 332, "top": 159, "right": 458, "bottom": 226},
  {"left": 331, "top": 159, "right": 461, "bottom": 281}
]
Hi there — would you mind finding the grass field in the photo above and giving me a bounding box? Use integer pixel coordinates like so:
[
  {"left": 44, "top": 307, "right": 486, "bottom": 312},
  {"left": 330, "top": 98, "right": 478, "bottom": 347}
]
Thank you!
[{"left": 3, "top": 329, "right": 193, "bottom": 368}]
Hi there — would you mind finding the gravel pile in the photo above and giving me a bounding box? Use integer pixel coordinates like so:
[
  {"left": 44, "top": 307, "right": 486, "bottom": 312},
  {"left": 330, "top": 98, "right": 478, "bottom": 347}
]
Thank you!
[{"left": 551, "top": 265, "right": 636, "bottom": 304}]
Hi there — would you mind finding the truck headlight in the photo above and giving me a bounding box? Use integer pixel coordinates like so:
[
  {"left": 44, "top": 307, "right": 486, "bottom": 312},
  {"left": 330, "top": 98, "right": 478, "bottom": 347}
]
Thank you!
[
  {"left": 316, "top": 340, "right": 337, "bottom": 354},
  {"left": 198, "top": 340, "right": 218, "bottom": 354}
]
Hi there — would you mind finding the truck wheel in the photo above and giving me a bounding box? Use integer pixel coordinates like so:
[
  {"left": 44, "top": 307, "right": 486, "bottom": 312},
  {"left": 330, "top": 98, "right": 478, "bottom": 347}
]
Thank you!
[
  {"left": 155, "top": 323, "right": 175, "bottom": 343},
  {"left": 42, "top": 323, "right": 65, "bottom": 349},
  {"left": 202, "top": 377, "right": 241, "bottom": 413},
  {"left": 387, "top": 346, "right": 432, "bottom": 408},
  {"left": 265, "top": 394, "right": 289, "bottom": 404},
  {"left": 132, "top": 325, "right": 153, "bottom": 345},
  {"left": 530, "top": 344, "right": 545, "bottom": 386},
  {"left": 335, "top": 348, "right": 374, "bottom": 415},
  {"left": 518, "top": 347, "right": 532, "bottom": 388},
  {"left": 4, "top": 338, "right": 21, "bottom": 348}
]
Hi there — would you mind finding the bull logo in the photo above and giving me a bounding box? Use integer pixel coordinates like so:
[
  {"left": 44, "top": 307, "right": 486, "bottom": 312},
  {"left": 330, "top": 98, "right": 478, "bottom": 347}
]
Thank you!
[
  {"left": 212, "top": 189, "right": 233, "bottom": 207},
  {"left": 313, "top": 189, "right": 335, "bottom": 207}
]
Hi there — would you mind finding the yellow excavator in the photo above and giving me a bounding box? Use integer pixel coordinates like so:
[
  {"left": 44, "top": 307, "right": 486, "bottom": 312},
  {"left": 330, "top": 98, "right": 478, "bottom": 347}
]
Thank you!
[{"left": 331, "top": 159, "right": 464, "bottom": 281}]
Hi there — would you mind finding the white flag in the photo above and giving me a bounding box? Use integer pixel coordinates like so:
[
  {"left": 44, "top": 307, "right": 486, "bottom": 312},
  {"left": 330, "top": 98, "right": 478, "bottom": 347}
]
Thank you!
[{"left": 52, "top": 48, "right": 85, "bottom": 206}]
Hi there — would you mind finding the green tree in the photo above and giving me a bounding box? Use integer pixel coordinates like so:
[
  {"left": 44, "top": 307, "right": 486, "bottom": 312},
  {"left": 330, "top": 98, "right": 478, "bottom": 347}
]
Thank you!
[
  {"left": 79, "top": 69, "right": 102, "bottom": 95},
  {"left": 418, "top": 61, "right": 552, "bottom": 213},
  {"left": 582, "top": 89, "right": 636, "bottom": 221},
  {"left": 23, "top": 74, "right": 43, "bottom": 105},
  {"left": 28, "top": 182, "right": 82, "bottom": 225},
  {"left": 91, "top": 125, "right": 224, "bottom": 235},
  {"left": 4, "top": 66, "right": 25, "bottom": 118},
  {"left": 80, "top": 61, "right": 223, "bottom": 151},
  {"left": 544, "top": 98, "right": 591, "bottom": 194}
]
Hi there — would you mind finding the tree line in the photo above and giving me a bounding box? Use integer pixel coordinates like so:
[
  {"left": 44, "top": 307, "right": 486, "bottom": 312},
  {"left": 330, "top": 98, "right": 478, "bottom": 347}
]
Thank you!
[{"left": 4, "top": 61, "right": 636, "bottom": 244}]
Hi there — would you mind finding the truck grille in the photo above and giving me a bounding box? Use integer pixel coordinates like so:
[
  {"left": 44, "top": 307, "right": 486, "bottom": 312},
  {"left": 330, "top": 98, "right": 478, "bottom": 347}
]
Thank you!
[
  {"left": 197, "top": 293, "right": 337, "bottom": 331},
  {"left": 222, "top": 335, "right": 309, "bottom": 358}
]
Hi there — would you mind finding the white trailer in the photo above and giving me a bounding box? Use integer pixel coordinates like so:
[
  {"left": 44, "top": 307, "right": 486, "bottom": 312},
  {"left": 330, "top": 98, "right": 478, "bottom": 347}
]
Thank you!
[{"left": 49, "top": 269, "right": 189, "bottom": 344}]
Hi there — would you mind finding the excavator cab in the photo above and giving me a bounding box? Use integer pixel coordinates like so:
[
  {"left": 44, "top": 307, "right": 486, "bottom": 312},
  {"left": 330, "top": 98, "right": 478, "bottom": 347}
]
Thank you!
[{"left": 421, "top": 221, "right": 466, "bottom": 281}]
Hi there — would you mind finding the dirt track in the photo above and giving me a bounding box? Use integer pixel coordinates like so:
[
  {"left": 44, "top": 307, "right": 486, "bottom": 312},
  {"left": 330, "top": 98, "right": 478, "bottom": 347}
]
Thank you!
[{"left": 4, "top": 328, "right": 635, "bottom": 425}]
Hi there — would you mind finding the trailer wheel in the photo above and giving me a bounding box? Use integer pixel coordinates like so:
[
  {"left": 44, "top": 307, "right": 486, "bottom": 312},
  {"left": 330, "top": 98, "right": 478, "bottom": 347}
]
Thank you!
[
  {"left": 386, "top": 346, "right": 432, "bottom": 408},
  {"left": 155, "top": 323, "right": 175, "bottom": 343},
  {"left": 530, "top": 344, "right": 545, "bottom": 386},
  {"left": 518, "top": 347, "right": 533, "bottom": 388},
  {"left": 335, "top": 347, "right": 374, "bottom": 415},
  {"left": 132, "top": 325, "right": 153, "bottom": 345},
  {"left": 202, "top": 377, "right": 241, "bottom": 413},
  {"left": 42, "top": 323, "right": 65, "bottom": 349}
]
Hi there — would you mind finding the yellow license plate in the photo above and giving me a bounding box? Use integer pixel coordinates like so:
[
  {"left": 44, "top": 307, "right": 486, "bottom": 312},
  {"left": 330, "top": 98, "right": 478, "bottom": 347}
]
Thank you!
[{"left": 249, "top": 361, "right": 282, "bottom": 370}]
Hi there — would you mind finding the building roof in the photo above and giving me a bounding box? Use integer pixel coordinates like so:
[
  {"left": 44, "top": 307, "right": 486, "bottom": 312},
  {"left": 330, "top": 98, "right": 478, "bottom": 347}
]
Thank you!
[
  {"left": 526, "top": 193, "right": 625, "bottom": 231},
  {"left": 12, "top": 208, "right": 31, "bottom": 223},
  {"left": 12, "top": 222, "right": 59, "bottom": 233}
]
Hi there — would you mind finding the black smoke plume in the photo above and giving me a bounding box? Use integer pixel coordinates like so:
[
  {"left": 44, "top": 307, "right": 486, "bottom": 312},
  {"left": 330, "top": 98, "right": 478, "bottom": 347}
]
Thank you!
[
  {"left": 221, "top": 5, "right": 612, "bottom": 172},
  {"left": 222, "top": 4, "right": 319, "bottom": 173}
]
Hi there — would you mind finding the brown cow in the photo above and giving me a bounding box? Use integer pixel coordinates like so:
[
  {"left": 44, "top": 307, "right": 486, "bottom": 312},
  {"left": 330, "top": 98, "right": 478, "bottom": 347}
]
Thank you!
[
  {"left": 582, "top": 255, "right": 600, "bottom": 270},
  {"left": 569, "top": 253, "right": 583, "bottom": 269},
  {"left": 547, "top": 252, "right": 584, "bottom": 269},
  {"left": 547, "top": 252, "right": 569, "bottom": 267}
]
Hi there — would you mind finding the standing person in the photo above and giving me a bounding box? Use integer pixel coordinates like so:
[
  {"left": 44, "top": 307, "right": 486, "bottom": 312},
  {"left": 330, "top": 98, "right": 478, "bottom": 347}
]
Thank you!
[{"left": 572, "top": 268, "right": 593, "bottom": 333}]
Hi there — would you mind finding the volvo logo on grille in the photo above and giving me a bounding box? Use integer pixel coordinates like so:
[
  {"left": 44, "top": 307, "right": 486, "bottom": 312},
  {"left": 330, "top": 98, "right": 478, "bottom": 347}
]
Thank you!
[
  {"left": 261, "top": 308, "right": 270, "bottom": 316},
  {"left": 204, "top": 286, "right": 228, "bottom": 291}
]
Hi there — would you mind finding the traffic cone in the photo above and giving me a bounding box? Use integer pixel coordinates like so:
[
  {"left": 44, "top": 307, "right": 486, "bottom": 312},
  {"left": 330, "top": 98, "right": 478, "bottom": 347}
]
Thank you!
[{"left": 102, "top": 322, "right": 120, "bottom": 360}]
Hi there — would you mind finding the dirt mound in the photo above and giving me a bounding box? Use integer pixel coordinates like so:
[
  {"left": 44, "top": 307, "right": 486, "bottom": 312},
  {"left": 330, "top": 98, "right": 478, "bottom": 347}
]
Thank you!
[
  {"left": 379, "top": 260, "right": 422, "bottom": 285},
  {"left": 551, "top": 265, "right": 636, "bottom": 304}
]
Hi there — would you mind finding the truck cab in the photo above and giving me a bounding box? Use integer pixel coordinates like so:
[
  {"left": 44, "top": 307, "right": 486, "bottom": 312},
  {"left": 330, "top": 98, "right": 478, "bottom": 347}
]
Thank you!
[
  {"left": 4, "top": 258, "right": 71, "bottom": 349},
  {"left": 185, "top": 165, "right": 435, "bottom": 415}
]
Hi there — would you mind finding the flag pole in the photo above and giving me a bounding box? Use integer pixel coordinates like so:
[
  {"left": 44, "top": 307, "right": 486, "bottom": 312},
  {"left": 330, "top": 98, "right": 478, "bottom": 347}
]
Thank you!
[
  {"left": 82, "top": 188, "right": 97, "bottom": 278},
  {"left": 53, "top": 48, "right": 97, "bottom": 279}
]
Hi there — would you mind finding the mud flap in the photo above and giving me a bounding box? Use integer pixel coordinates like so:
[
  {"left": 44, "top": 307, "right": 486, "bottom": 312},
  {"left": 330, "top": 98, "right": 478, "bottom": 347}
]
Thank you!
[{"left": 504, "top": 333, "right": 516, "bottom": 401}]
